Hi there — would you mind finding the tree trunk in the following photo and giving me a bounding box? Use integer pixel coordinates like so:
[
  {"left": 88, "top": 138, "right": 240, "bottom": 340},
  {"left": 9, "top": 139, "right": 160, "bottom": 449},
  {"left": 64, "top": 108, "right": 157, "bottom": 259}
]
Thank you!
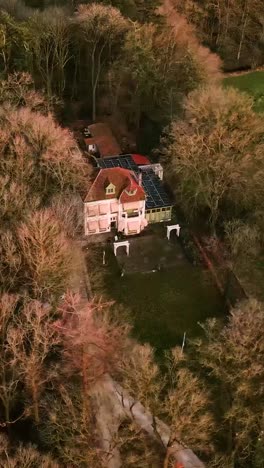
[
  {"left": 92, "top": 84, "right": 96, "bottom": 122},
  {"left": 4, "top": 400, "right": 10, "bottom": 425},
  {"left": 71, "top": 45, "right": 80, "bottom": 100},
  {"left": 224, "top": 0, "right": 231, "bottom": 37},
  {"left": 215, "top": 0, "right": 222, "bottom": 46},
  {"left": 91, "top": 45, "right": 96, "bottom": 122},
  {"left": 32, "top": 385, "right": 40, "bottom": 423},
  {"left": 92, "top": 43, "right": 106, "bottom": 122},
  {"left": 237, "top": 1, "right": 248, "bottom": 61}
]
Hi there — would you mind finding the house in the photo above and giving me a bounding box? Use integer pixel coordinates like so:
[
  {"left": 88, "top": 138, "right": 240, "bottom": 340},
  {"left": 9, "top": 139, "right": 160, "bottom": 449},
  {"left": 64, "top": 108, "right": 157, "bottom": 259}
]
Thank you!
[
  {"left": 84, "top": 154, "right": 173, "bottom": 236},
  {"left": 97, "top": 154, "right": 172, "bottom": 224},
  {"left": 84, "top": 123, "right": 121, "bottom": 158},
  {"left": 84, "top": 167, "right": 147, "bottom": 236}
]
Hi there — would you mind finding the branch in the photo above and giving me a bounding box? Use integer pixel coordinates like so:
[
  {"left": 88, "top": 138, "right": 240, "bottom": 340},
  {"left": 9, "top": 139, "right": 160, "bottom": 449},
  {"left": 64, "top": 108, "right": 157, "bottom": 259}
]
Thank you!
[{"left": 90, "top": 374, "right": 205, "bottom": 468}]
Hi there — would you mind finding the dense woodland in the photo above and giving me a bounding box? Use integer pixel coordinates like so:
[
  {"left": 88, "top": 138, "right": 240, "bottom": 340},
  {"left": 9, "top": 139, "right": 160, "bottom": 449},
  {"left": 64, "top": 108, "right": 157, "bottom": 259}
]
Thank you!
[{"left": 0, "top": 1, "right": 264, "bottom": 467}]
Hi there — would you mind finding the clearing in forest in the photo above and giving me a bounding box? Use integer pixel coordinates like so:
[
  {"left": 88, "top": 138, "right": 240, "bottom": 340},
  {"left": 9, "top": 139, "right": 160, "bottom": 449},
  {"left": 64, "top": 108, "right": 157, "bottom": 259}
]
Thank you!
[
  {"left": 87, "top": 228, "right": 226, "bottom": 352},
  {"left": 224, "top": 71, "right": 264, "bottom": 112}
]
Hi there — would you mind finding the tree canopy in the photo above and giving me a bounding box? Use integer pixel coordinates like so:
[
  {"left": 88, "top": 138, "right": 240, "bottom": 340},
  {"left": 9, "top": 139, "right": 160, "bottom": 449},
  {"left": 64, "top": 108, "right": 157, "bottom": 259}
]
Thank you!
[
  {"left": 0, "top": 1, "right": 264, "bottom": 467},
  {"left": 161, "top": 85, "right": 264, "bottom": 230},
  {"left": 173, "top": 0, "right": 264, "bottom": 70},
  {"left": 194, "top": 298, "right": 264, "bottom": 466}
]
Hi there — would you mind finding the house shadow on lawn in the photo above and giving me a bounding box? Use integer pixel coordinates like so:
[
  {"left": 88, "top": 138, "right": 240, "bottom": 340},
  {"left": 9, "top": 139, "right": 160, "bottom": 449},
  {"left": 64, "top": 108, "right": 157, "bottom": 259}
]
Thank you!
[{"left": 115, "top": 231, "right": 186, "bottom": 274}]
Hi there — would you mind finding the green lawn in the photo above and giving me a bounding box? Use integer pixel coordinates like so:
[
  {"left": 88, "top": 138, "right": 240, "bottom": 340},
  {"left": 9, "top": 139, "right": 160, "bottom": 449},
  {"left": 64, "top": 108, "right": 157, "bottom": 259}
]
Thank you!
[
  {"left": 91, "top": 246, "right": 226, "bottom": 352},
  {"left": 224, "top": 71, "right": 264, "bottom": 112}
]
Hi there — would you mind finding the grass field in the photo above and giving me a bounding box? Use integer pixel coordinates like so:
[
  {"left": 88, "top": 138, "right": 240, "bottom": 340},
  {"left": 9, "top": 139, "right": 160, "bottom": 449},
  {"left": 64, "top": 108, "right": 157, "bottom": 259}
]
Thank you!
[
  {"left": 90, "top": 243, "right": 226, "bottom": 352},
  {"left": 224, "top": 71, "right": 264, "bottom": 112}
]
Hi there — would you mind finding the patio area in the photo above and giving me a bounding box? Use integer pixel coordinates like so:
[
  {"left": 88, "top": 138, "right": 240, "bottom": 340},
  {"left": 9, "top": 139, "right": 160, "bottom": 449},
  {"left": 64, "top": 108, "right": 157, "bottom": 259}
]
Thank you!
[{"left": 113, "top": 231, "right": 185, "bottom": 274}]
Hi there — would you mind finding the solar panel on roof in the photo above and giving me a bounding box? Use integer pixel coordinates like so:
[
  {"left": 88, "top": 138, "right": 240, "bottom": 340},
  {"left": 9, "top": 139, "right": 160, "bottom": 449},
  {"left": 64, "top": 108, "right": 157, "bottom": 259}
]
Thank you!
[
  {"left": 97, "top": 154, "right": 139, "bottom": 172},
  {"left": 97, "top": 154, "right": 172, "bottom": 209},
  {"left": 141, "top": 171, "right": 173, "bottom": 209}
]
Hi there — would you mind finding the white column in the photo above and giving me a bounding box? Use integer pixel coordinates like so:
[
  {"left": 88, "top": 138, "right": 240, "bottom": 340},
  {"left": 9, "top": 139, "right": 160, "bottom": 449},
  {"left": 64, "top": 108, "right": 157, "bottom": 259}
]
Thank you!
[{"left": 167, "top": 224, "right": 181, "bottom": 240}]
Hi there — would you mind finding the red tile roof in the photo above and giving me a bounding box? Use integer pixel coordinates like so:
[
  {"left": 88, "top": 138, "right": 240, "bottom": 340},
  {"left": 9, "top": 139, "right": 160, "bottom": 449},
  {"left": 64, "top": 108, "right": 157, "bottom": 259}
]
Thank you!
[
  {"left": 84, "top": 137, "right": 97, "bottom": 147},
  {"left": 84, "top": 167, "right": 145, "bottom": 203},
  {"left": 131, "top": 154, "right": 151, "bottom": 165},
  {"left": 87, "top": 123, "right": 121, "bottom": 157}
]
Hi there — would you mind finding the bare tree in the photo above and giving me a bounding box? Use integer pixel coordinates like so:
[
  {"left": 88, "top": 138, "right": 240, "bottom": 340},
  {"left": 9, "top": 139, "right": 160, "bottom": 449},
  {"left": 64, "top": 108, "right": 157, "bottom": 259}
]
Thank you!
[
  {"left": 0, "top": 72, "right": 56, "bottom": 113},
  {"left": 0, "top": 230, "right": 22, "bottom": 292},
  {"left": 0, "top": 0, "right": 32, "bottom": 21},
  {"left": 0, "top": 294, "right": 61, "bottom": 426},
  {"left": 119, "top": 343, "right": 164, "bottom": 414},
  {"left": 55, "top": 292, "right": 129, "bottom": 395},
  {"left": 158, "top": 0, "right": 222, "bottom": 83},
  {"left": 0, "top": 105, "right": 88, "bottom": 203},
  {"left": 17, "top": 209, "right": 72, "bottom": 300},
  {"left": 15, "top": 300, "right": 61, "bottom": 423},
  {"left": 224, "top": 219, "right": 261, "bottom": 268},
  {"left": 0, "top": 10, "right": 29, "bottom": 75},
  {"left": 111, "top": 10, "right": 221, "bottom": 129},
  {"left": 118, "top": 342, "right": 214, "bottom": 464},
  {"left": 173, "top": 0, "right": 264, "bottom": 69},
  {"left": 90, "top": 373, "right": 205, "bottom": 468},
  {"left": 0, "top": 294, "right": 22, "bottom": 425},
  {"left": 165, "top": 348, "right": 215, "bottom": 455},
  {"left": 39, "top": 382, "right": 103, "bottom": 467},
  {"left": 75, "top": 3, "right": 128, "bottom": 121},
  {"left": 0, "top": 432, "right": 58, "bottom": 467},
  {"left": 161, "top": 85, "right": 264, "bottom": 232},
  {"left": 28, "top": 8, "right": 71, "bottom": 98},
  {"left": 0, "top": 177, "right": 40, "bottom": 227},
  {"left": 194, "top": 298, "right": 264, "bottom": 466},
  {"left": 51, "top": 193, "right": 84, "bottom": 239}
]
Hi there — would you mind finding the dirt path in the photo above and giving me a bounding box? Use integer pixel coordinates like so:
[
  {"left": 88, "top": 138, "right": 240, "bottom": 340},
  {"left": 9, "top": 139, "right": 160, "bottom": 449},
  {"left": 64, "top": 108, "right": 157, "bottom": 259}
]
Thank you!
[{"left": 69, "top": 241, "right": 92, "bottom": 298}]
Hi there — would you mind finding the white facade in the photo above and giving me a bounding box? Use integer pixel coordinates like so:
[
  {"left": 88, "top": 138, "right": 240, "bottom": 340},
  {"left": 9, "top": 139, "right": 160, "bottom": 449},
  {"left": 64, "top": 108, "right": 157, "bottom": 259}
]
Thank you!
[
  {"left": 87, "top": 143, "right": 98, "bottom": 154},
  {"left": 84, "top": 198, "right": 147, "bottom": 236}
]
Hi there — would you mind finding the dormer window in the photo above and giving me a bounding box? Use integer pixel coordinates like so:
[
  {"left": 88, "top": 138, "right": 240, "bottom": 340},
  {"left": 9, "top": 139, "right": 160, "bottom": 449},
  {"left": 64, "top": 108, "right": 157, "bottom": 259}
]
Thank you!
[
  {"left": 125, "top": 188, "right": 137, "bottom": 196},
  {"left": 106, "top": 182, "right": 115, "bottom": 196}
]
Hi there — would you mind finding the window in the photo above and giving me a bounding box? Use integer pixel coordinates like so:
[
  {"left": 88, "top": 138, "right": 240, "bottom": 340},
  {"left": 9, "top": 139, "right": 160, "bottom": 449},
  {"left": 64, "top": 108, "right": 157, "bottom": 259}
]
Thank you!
[
  {"left": 87, "top": 205, "right": 98, "bottom": 217},
  {"left": 99, "top": 220, "right": 108, "bottom": 232},
  {"left": 110, "top": 202, "right": 118, "bottom": 213},
  {"left": 105, "top": 183, "right": 116, "bottom": 195},
  {"left": 125, "top": 188, "right": 137, "bottom": 196},
  {"left": 162, "top": 208, "right": 171, "bottom": 219},
  {"left": 99, "top": 204, "right": 108, "bottom": 215},
  {"left": 106, "top": 187, "right": 114, "bottom": 194},
  {"left": 87, "top": 221, "right": 97, "bottom": 233},
  {"left": 127, "top": 210, "right": 139, "bottom": 218}
]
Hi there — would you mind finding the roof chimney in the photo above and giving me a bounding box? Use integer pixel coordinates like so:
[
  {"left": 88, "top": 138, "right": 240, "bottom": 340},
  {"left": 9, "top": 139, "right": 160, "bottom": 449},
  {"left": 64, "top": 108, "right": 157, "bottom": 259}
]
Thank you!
[{"left": 138, "top": 171, "right": 142, "bottom": 186}]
